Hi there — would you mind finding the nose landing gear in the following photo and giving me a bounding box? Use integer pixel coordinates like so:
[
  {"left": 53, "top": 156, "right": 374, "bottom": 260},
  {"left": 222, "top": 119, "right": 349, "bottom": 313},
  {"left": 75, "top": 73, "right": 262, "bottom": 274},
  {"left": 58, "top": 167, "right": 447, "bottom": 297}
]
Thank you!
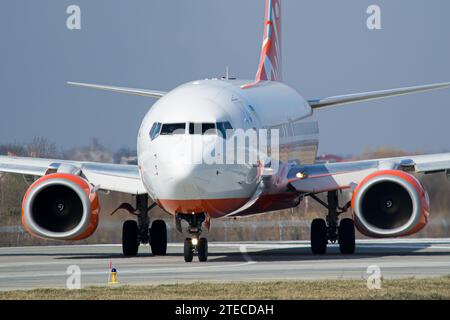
[
  {"left": 184, "top": 237, "right": 208, "bottom": 262},
  {"left": 177, "top": 213, "right": 209, "bottom": 262}
]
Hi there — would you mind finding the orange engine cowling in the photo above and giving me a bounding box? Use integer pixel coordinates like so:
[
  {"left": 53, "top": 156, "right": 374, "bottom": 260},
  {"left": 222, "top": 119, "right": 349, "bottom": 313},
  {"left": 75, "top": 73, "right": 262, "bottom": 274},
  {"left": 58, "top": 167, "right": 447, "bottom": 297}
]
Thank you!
[
  {"left": 21, "top": 173, "right": 100, "bottom": 240},
  {"left": 351, "top": 170, "right": 429, "bottom": 238}
]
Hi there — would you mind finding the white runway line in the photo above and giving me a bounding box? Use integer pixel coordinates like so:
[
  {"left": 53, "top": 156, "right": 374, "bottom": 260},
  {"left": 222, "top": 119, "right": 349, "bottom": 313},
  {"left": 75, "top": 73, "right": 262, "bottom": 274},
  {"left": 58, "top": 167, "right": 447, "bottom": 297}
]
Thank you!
[
  {"left": 239, "top": 245, "right": 257, "bottom": 264},
  {"left": 0, "top": 261, "right": 258, "bottom": 280},
  {"left": 1, "top": 238, "right": 450, "bottom": 289},
  {"left": 1, "top": 238, "right": 450, "bottom": 251},
  {"left": 356, "top": 244, "right": 450, "bottom": 250}
]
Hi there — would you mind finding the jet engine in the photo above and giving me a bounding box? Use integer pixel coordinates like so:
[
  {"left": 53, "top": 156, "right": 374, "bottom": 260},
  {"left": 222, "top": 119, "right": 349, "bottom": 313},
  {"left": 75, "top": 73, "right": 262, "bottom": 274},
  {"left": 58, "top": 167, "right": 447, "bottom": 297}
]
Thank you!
[
  {"left": 351, "top": 170, "right": 429, "bottom": 238},
  {"left": 21, "top": 173, "right": 100, "bottom": 240}
]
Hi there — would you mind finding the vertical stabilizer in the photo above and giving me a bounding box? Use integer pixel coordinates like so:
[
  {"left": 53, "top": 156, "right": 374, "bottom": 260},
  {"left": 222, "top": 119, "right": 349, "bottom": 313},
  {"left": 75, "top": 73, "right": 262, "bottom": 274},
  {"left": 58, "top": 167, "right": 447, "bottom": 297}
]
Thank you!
[{"left": 255, "top": 0, "right": 282, "bottom": 82}]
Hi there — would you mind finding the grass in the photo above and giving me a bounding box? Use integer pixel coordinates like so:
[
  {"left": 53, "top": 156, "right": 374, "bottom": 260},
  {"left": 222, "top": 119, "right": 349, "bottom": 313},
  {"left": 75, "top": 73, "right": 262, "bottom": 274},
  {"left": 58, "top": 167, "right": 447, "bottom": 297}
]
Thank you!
[{"left": 1, "top": 277, "right": 450, "bottom": 300}]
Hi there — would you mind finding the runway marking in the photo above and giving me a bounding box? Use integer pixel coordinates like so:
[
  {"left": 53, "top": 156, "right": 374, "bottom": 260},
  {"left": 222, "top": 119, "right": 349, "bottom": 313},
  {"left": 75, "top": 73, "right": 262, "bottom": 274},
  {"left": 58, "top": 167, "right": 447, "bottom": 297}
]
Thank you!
[
  {"left": 239, "top": 245, "right": 256, "bottom": 264},
  {"left": 0, "top": 269, "right": 230, "bottom": 281},
  {"left": 356, "top": 244, "right": 450, "bottom": 250},
  {"left": 1, "top": 239, "right": 450, "bottom": 251},
  {"left": 1, "top": 242, "right": 449, "bottom": 269},
  {"left": 1, "top": 239, "right": 450, "bottom": 290},
  {"left": 0, "top": 260, "right": 258, "bottom": 280},
  {"left": 2, "top": 257, "right": 449, "bottom": 280}
]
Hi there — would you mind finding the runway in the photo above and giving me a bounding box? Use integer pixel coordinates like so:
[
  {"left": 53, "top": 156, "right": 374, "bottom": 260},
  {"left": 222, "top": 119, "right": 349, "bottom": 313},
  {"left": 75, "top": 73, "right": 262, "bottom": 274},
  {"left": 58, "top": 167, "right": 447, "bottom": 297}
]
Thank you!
[{"left": 1, "top": 239, "right": 450, "bottom": 291}]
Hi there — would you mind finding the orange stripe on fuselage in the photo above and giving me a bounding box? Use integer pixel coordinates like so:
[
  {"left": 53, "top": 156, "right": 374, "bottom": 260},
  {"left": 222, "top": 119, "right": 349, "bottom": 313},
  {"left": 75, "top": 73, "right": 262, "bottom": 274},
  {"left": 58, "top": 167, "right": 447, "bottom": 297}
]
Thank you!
[
  {"left": 157, "top": 198, "right": 250, "bottom": 218},
  {"left": 157, "top": 192, "right": 301, "bottom": 219}
]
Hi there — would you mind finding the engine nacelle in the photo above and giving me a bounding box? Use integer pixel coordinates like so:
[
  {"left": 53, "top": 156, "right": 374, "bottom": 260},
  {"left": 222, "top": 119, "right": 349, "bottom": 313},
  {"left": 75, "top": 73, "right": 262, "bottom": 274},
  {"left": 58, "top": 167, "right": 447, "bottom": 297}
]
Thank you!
[
  {"left": 21, "top": 173, "right": 100, "bottom": 240},
  {"left": 351, "top": 170, "right": 429, "bottom": 238}
]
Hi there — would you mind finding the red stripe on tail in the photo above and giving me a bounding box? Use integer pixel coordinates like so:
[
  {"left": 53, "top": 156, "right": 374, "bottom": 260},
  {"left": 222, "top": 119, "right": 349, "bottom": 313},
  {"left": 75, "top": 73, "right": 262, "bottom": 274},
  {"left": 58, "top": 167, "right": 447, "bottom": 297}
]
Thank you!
[{"left": 255, "top": 0, "right": 282, "bottom": 82}]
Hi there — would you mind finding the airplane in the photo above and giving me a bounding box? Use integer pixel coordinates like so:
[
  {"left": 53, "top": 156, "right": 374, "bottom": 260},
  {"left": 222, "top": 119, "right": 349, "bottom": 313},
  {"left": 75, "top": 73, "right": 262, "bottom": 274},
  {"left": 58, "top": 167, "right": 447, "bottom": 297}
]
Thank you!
[{"left": 2, "top": 0, "right": 450, "bottom": 262}]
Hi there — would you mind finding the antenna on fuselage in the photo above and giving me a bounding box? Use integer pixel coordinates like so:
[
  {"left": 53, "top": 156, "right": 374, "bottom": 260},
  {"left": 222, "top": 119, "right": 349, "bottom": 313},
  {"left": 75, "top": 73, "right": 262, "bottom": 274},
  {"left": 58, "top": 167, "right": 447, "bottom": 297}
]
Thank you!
[{"left": 222, "top": 66, "right": 236, "bottom": 80}]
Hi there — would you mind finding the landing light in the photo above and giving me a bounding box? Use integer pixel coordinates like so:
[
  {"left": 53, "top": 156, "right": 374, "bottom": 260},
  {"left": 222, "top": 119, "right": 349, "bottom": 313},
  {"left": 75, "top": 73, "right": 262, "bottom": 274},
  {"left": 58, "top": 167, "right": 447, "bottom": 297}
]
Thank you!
[
  {"left": 296, "top": 172, "right": 307, "bottom": 179},
  {"left": 192, "top": 238, "right": 198, "bottom": 246}
]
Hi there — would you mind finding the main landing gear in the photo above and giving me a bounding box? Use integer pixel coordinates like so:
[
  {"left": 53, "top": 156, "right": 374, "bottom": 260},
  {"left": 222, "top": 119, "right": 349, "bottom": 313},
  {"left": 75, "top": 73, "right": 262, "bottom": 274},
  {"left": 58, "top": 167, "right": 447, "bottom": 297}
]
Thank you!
[
  {"left": 176, "top": 213, "right": 209, "bottom": 262},
  {"left": 116, "top": 194, "right": 167, "bottom": 257},
  {"left": 309, "top": 191, "right": 355, "bottom": 255}
]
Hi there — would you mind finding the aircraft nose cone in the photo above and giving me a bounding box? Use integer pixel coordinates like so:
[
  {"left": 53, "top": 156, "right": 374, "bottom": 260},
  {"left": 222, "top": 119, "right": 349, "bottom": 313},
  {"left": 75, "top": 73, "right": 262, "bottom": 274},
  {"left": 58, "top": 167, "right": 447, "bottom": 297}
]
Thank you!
[
  {"left": 158, "top": 163, "right": 203, "bottom": 198},
  {"left": 141, "top": 136, "right": 260, "bottom": 217},
  {"left": 156, "top": 163, "right": 258, "bottom": 216}
]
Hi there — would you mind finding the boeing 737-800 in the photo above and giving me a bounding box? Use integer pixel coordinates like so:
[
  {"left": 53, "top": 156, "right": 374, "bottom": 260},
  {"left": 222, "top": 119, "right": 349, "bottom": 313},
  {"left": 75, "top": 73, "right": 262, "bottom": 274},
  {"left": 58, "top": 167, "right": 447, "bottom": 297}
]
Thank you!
[{"left": 2, "top": 0, "right": 450, "bottom": 262}]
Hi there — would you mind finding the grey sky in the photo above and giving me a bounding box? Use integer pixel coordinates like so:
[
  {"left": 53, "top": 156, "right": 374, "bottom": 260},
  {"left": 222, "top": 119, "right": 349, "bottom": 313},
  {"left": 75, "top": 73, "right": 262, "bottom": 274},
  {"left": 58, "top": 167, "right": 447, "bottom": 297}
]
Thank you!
[{"left": 1, "top": 0, "right": 450, "bottom": 155}]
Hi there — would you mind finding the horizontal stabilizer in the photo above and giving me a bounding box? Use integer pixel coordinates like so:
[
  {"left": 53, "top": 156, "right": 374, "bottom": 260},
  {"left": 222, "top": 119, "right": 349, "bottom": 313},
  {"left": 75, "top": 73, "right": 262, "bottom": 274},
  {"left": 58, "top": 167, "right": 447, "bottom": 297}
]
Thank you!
[
  {"left": 67, "top": 82, "right": 166, "bottom": 99},
  {"left": 308, "top": 82, "right": 450, "bottom": 109}
]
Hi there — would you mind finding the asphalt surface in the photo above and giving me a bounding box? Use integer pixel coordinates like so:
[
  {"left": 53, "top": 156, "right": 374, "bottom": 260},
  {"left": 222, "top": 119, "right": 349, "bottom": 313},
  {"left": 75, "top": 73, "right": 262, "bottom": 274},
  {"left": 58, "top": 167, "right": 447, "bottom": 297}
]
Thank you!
[{"left": 0, "top": 239, "right": 450, "bottom": 291}]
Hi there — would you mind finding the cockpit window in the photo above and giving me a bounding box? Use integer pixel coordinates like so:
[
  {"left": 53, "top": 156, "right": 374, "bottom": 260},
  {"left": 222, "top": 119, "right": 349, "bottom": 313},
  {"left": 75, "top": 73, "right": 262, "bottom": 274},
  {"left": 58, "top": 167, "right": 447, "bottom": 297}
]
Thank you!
[
  {"left": 189, "top": 123, "right": 199, "bottom": 135},
  {"left": 216, "top": 121, "right": 233, "bottom": 138},
  {"left": 149, "top": 122, "right": 162, "bottom": 140},
  {"left": 188, "top": 122, "right": 233, "bottom": 137},
  {"left": 189, "top": 123, "right": 216, "bottom": 135},
  {"left": 202, "top": 123, "right": 216, "bottom": 135},
  {"left": 160, "top": 123, "right": 186, "bottom": 135}
]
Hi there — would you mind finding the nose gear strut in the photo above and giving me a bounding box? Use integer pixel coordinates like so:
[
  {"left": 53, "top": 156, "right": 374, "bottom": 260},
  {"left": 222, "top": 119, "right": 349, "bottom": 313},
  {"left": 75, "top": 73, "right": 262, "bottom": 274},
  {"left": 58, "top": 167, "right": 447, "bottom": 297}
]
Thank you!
[{"left": 176, "top": 213, "right": 209, "bottom": 262}]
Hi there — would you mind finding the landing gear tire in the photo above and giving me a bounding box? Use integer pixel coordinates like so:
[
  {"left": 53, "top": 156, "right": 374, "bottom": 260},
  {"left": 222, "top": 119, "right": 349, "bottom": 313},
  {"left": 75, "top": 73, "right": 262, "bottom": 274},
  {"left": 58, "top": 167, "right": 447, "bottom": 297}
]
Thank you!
[
  {"left": 184, "top": 238, "right": 194, "bottom": 262},
  {"left": 311, "top": 218, "right": 327, "bottom": 255},
  {"left": 198, "top": 238, "right": 208, "bottom": 262},
  {"left": 150, "top": 219, "right": 167, "bottom": 256},
  {"left": 122, "top": 220, "right": 139, "bottom": 257},
  {"left": 339, "top": 218, "right": 356, "bottom": 254}
]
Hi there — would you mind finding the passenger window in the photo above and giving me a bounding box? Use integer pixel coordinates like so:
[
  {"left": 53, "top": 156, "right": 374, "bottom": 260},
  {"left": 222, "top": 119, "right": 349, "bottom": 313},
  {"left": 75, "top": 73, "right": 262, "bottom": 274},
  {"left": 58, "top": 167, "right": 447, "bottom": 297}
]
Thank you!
[
  {"left": 149, "top": 122, "right": 162, "bottom": 140},
  {"left": 160, "top": 123, "right": 186, "bottom": 135},
  {"left": 274, "top": 125, "right": 285, "bottom": 138}
]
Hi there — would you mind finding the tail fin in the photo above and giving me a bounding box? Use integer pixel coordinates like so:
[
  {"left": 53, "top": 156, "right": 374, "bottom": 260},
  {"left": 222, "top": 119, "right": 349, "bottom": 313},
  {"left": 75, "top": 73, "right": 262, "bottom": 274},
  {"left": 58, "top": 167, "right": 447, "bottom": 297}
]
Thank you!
[{"left": 255, "top": 0, "right": 282, "bottom": 82}]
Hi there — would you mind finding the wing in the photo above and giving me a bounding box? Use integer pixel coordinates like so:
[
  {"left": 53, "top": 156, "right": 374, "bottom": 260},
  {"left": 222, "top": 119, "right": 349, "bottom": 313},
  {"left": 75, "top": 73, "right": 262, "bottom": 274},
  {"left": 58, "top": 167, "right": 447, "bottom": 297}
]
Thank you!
[
  {"left": 308, "top": 82, "right": 450, "bottom": 109},
  {"left": 287, "top": 153, "right": 450, "bottom": 194},
  {"left": 0, "top": 156, "right": 146, "bottom": 195},
  {"left": 67, "top": 82, "right": 167, "bottom": 99}
]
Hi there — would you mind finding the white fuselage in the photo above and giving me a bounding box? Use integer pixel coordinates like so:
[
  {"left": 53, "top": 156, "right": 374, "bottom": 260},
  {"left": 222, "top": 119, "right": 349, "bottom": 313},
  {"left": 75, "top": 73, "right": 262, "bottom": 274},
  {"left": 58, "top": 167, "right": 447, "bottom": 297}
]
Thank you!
[{"left": 137, "top": 79, "right": 318, "bottom": 218}]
